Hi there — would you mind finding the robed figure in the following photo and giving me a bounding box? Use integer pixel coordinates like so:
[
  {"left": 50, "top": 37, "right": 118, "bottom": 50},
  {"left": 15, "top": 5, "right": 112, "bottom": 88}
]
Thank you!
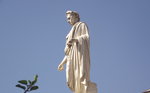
[{"left": 58, "top": 10, "right": 97, "bottom": 93}]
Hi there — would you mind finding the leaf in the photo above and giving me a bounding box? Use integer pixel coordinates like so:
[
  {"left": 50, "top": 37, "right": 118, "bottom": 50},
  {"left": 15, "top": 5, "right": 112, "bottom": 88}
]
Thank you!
[
  {"left": 31, "top": 75, "right": 38, "bottom": 85},
  {"left": 28, "top": 80, "right": 32, "bottom": 85},
  {"left": 30, "top": 86, "right": 39, "bottom": 91},
  {"left": 16, "top": 84, "right": 26, "bottom": 90},
  {"left": 34, "top": 75, "right": 38, "bottom": 81},
  {"left": 31, "top": 80, "right": 36, "bottom": 85},
  {"left": 18, "top": 80, "right": 28, "bottom": 85}
]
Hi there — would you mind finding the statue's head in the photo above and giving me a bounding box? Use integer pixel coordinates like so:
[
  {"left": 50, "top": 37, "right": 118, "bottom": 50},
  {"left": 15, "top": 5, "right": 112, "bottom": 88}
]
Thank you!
[{"left": 66, "top": 10, "right": 80, "bottom": 25}]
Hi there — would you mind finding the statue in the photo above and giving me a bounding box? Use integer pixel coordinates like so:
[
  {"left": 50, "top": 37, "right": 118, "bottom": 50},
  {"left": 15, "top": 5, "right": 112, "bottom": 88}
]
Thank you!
[{"left": 58, "top": 10, "right": 98, "bottom": 93}]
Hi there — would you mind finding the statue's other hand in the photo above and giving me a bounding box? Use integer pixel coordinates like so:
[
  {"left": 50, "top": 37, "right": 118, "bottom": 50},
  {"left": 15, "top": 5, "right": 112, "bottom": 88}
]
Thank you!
[
  {"left": 69, "top": 38, "right": 78, "bottom": 43},
  {"left": 58, "top": 64, "right": 64, "bottom": 71},
  {"left": 67, "top": 42, "right": 72, "bottom": 48}
]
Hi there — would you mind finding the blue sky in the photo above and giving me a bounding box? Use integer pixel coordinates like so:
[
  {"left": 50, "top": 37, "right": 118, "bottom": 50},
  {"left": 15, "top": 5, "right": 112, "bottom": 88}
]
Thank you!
[{"left": 0, "top": 0, "right": 150, "bottom": 93}]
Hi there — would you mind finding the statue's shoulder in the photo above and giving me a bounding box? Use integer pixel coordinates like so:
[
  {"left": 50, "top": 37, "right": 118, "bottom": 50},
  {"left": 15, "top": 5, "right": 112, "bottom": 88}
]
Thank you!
[
  {"left": 79, "top": 22, "right": 89, "bottom": 29},
  {"left": 76, "top": 22, "right": 87, "bottom": 27},
  {"left": 79, "top": 21, "right": 86, "bottom": 24}
]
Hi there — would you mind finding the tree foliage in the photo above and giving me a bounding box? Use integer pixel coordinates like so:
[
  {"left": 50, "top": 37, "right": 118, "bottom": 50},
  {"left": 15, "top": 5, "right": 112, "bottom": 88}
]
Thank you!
[{"left": 16, "top": 75, "right": 39, "bottom": 93}]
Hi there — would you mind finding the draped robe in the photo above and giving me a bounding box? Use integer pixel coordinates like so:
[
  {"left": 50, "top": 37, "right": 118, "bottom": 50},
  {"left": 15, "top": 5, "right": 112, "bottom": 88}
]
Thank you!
[{"left": 64, "top": 22, "right": 97, "bottom": 93}]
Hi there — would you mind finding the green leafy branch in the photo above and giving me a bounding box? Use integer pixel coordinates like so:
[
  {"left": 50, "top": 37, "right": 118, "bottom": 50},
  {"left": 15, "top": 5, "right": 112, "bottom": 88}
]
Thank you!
[{"left": 16, "top": 75, "right": 39, "bottom": 93}]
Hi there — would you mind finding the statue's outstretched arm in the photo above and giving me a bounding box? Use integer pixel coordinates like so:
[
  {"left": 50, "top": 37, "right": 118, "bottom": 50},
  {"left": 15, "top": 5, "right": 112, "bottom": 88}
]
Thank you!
[{"left": 58, "top": 56, "right": 67, "bottom": 71}]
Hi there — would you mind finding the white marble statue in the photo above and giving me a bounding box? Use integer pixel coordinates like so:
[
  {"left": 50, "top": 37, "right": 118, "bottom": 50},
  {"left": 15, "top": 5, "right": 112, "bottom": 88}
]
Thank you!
[{"left": 58, "top": 10, "right": 97, "bottom": 93}]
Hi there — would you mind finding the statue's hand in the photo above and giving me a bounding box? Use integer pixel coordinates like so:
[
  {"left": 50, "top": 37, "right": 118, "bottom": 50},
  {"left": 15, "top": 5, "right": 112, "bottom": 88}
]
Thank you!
[
  {"left": 69, "top": 38, "right": 78, "bottom": 43},
  {"left": 67, "top": 42, "right": 72, "bottom": 48},
  {"left": 58, "top": 64, "right": 64, "bottom": 71}
]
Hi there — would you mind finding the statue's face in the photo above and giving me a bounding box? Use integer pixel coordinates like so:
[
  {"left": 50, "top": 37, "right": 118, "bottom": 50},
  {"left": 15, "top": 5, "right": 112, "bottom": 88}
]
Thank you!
[{"left": 66, "top": 14, "right": 77, "bottom": 25}]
